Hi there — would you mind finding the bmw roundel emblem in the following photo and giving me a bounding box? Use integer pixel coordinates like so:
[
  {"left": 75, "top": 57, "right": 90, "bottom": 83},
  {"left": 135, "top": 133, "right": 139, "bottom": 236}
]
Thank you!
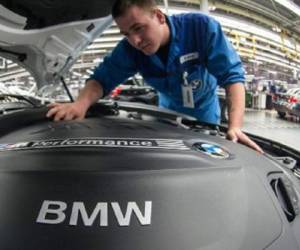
[{"left": 192, "top": 143, "right": 230, "bottom": 159}]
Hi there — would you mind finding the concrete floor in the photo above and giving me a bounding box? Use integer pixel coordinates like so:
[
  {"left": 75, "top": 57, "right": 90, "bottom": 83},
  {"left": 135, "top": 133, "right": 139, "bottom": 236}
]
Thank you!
[{"left": 241, "top": 109, "right": 300, "bottom": 151}]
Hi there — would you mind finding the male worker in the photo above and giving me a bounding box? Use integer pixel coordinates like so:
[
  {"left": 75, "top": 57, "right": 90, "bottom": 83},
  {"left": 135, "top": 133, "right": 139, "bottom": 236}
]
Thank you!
[{"left": 47, "top": 0, "right": 263, "bottom": 153}]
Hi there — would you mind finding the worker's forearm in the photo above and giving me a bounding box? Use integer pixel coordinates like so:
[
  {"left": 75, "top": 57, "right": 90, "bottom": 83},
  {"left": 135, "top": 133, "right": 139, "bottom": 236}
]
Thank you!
[
  {"left": 76, "top": 79, "right": 104, "bottom": 109},
  {"left": 225, "top": 83, "right": 245, "bottom": 129}
]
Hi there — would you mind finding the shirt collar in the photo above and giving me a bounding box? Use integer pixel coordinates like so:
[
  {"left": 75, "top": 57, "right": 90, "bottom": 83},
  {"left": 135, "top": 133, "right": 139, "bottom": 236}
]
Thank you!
[
  {"left": 166, "top": 15, "right": 177, "bottom": 43},
  {"left": 166, "top": 15, "right": 180, "bottom": 68},
  {"left": 149, "top": 15, "right": 180, "bottom": 69}
]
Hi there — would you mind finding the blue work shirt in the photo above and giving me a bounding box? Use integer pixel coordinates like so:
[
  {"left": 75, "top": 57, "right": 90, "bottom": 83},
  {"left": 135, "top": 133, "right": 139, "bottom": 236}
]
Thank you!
[{"left": 90, "top": 12, "right": 245, "bottom": 124}]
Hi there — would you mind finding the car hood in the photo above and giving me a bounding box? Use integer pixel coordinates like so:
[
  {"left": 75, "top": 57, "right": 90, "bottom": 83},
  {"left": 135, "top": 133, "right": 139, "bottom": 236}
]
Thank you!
[
  {"left": 0, "top": 0, "right": 114, "bottom": 88},
  {"left": 0, "top": 101, "right": 300, "bottom": 249}
]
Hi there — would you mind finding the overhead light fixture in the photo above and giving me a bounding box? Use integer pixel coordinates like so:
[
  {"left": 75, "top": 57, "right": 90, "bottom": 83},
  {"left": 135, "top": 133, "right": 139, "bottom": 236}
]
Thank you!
[
  {"left": 83, "top": 49, "right": 107, "bottom": 55},
  {"left": 88, "top": 43, "right": 116, "bottom": 49},
  {"left": 86, "top": 69, "right": 93, "bottom": 75},
  {"left": 72, "top": 71, "right": 82, "bottom": 77},
  {"left": 94, "top": 37, "right": 122, "bottom": 42},
  {"left": 268, "top": 70, "right": 277, "bottom": 75},
  {"left": 209, "top": 5, "right": 216, "bottom": 11},
  {"left": 93, "top": 58, "right": 103, "bottom": 63},
  {"left": 240, "top": 37, "right": 247, "bottom": 42},
  {"left": 272, "top": 26, "right": 282, "bottom": 33},
  {"left": 102, "top": 28, "right": 121, "bottom": 35}
]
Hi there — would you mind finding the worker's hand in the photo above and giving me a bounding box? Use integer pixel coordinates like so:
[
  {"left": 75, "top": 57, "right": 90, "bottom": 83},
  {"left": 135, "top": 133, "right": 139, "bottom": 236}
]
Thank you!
[
  {"left": 46, "top": 102, "right": 88, "bottom": 121},
  {"left": 227, "top": 127, "right": 264, "bottom": 154}
]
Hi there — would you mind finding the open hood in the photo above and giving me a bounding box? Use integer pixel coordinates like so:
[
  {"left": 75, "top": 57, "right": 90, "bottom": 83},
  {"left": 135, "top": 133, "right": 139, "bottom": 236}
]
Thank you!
[{"left": 0, "top": 0, "right": 115, "bottom": 88}]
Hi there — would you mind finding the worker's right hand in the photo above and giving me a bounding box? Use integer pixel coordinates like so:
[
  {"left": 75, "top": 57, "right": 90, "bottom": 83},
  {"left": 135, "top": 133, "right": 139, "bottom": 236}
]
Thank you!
[{"left": 46, "top": 102, "right": 89, "bottom": 121}]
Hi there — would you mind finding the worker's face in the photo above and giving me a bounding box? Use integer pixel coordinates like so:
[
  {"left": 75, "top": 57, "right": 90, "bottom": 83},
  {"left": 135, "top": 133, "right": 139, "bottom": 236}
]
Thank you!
[{"left": 115, "top": 6, "right": 168, "bottom": 55}]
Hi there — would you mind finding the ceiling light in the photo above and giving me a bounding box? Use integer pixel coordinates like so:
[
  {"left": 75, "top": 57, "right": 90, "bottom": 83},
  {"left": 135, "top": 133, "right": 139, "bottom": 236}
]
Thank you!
[
  {"left": 209, "top": 5, "right": 216, "bottom": 11},
  {"left": 272, "top": 26, "right": 282, "bottom": 33}
]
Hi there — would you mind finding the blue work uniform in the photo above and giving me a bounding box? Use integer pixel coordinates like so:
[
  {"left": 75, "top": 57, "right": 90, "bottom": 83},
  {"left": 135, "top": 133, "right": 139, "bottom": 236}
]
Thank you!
[{"left": 90, "top": 12, "right": 245, "bottom": 124}]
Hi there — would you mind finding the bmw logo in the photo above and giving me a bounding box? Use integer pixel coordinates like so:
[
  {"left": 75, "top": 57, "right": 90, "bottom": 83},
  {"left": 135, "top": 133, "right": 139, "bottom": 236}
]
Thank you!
[{"left": 192, "top": 143, "right": 230, "bottom": 159}]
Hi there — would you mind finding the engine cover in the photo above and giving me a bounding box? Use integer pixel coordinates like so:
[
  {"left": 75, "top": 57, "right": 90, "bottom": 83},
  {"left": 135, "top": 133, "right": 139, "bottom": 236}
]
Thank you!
[{"left": 0, "top": 110, "right": 299, "bottom": 250}]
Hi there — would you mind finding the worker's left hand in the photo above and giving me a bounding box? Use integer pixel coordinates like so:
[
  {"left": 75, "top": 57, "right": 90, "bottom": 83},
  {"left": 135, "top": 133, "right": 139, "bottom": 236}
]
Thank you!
[{"left": 227, "top": 127, "right": 264, "bottom": 154}]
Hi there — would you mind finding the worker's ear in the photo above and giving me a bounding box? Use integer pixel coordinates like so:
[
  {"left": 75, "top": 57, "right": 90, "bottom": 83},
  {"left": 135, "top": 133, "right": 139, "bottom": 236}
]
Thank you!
[{"left": 152, "top": 8, "right": 166, "bottom": 24}]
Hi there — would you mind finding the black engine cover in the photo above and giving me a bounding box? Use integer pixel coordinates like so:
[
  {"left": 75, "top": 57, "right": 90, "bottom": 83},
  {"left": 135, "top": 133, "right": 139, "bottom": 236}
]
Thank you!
[{"left": 0, "top": 109, "right": 299, "bottom": 250}]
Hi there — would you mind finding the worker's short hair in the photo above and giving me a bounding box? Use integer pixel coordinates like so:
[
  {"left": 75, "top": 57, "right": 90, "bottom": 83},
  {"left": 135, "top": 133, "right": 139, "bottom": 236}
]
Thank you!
[{"left": 112, "top": 0, "right": 158, "bottom": 19}]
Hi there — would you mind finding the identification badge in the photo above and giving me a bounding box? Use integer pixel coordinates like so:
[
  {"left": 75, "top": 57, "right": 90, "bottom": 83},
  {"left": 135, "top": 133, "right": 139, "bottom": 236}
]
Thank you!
[
  {"left": 182, "top": 71, "right": 194, "bottom": 108},
  {"left": 182, "top": 85, "right": 194, "bottom": 108},
  {"left": 179, "top": 52, "right": 199, "bottom": 64}
]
